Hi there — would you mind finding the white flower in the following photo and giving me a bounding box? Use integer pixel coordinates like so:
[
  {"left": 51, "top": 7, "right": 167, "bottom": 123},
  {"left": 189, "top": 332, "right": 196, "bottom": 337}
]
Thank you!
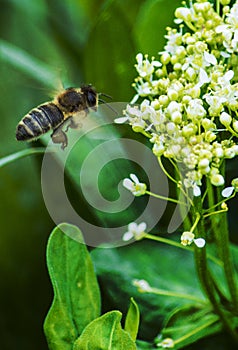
[
  {"left": 123, "top": 173, "right": 147, "bottom": 196},
  {"left": 181, "top": 231, "right": 195, "bottom": 246},
  {"left": 157, "top": 337, "right": 175, "bottom": 349},
  {"left": 181, "top": 231, "right": 205, "bottom": 247},
  {"left": 132, "top": 279, "right": 152, "bottom": 292},
  {"left": 122, "top": 222, "right": 147, "bottom": 241},
  {"left": 135, "top": 53, "right": 161, "bottom": 78}
]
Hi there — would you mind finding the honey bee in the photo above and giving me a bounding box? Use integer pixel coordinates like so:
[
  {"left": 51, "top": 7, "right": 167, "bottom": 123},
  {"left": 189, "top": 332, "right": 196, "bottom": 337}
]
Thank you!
[{"left": 16, "top": 85, "right": 99, "bottom": 149}]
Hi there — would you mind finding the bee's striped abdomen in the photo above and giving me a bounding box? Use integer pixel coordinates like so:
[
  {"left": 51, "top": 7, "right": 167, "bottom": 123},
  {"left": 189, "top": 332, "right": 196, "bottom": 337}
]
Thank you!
[{"left": 16, "top": 103, "right": 64, "bottom": 141}]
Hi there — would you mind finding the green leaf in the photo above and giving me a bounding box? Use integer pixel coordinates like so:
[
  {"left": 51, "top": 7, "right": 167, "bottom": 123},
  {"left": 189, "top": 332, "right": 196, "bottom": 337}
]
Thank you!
[
  {"left": 44, "top": 223, "right": 101, "bottom": 350},
  {"left": 73, "top": 310, "right": 136, "bottom": 350},
  {"left": 125, "top": 297, "right": 140, "bottom": 341},
  {"left": 91, "top": 239, "right": 206, "bottom": 339},
  {"left": 158, "top": 304, "right": 222, "bottom": 349}
]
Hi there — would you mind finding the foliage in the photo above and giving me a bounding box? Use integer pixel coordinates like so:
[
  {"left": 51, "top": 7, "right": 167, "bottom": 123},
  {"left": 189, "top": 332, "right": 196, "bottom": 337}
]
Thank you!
[
  {"left": 44, "top": 223, "right": 137, "bottom": 350},
  {"left": 1, "top": 0, "right": 238, "bottom": 349}
]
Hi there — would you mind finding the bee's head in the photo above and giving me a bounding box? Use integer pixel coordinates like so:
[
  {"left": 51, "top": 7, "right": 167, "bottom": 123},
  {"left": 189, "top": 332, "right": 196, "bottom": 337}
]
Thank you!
[{"left": 81, "top": 85, "right": 98, "bottom": 110}]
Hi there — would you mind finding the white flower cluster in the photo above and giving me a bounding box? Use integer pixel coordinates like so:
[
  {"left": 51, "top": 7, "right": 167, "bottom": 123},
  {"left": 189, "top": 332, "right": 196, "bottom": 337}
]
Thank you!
[{"left": 118, "top": 0, "right": 238, "bottom": 193}]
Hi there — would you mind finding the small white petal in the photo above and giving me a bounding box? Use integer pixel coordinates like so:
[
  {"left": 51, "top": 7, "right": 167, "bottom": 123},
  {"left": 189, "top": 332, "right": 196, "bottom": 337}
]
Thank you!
[
  {"left": 123, "top": 231, "right": 134, "bottom": 241},
  {"left": 128, "top": 222, "right": 137, "bottom": 232},
  {"left": 114, "top": 116, "right": 128, "bottom": 124},
  {"left": 204, "top": 51, "right": 217, "bottom": 65},
  {"left": 174, "top": 18, "right": 183, "bottom": 24},
  {"left": 123, "top": 178, "right": 134, "bottom": 191},
  {"left": 224, "top": 70, "right": 234, "bottom": 82},
  {"left": 220, "top": 51, "right": 230, "bottom": 58},
  {"left": 199, "top": 68, "right": 210, "bottom": 85},
  {"left": 194, "top": 238, "right": 206, "bottom": 248},
  {"left": 138, "top": 222, "right": 147, "bottom": 232},
  {"left": 216, "top": 25, "right": 226, "bottom": 33},
  {"left": 130, "top": 94, "right": 139, "bottom": 104},
  {"left": 193, "top": 186, "right": 201, "bottom": 197},
  {"left": 130, "top": 173, "right": 139, "bottom": 184},
  {"left": 222, "top": 186, "right": 234, "bottom": 198},
  {"left": 152, "top": 60, "right": 162, "bottom": 67},
  {"left": 136, "top": 53, "right": 143, "bottom": 64}
]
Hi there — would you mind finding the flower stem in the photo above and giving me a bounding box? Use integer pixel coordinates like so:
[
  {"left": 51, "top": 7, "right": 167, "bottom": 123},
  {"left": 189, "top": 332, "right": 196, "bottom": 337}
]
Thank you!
[
  {"left": 216, "top": 187, "right": 238, "bottom": 311},
  {"left": 145, "top": 190, "right": 187, "bottom": 206},
  {"left": 145, "top": 233, "right": 222, "bottom": 267},
  {"left": 192, "top": 195, "right": 238, "bottom": 341}
]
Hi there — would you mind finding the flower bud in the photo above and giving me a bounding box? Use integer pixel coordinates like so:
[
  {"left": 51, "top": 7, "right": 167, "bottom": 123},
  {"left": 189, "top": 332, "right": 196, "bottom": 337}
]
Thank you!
[
  {"left": 175, "top": 7, "right": 192, "bottom": 21},
  {"left": 198, "top": 158, "right": 210, "bottom": 168},
  {"left": 167, "top": 122, "right": 176, "bottom": 134},
  {"left": 233, "top": 120, "right": 238, "bottom": 133},
  {"left": 171, "top": 111, "right": 182, "bottom": 123},
  {"left": 211, "top": 174, "right": 225, "bottom": 186},
  {"left": 161, "top": 52, "right": 170, "bottom": 65},
  {"left": 220, "top": 0, "right": 230, "bottom": 5},
  {"left": 159, "top": 95, "right": 169, "bottom": 106},
  {"left": 168, "top": 89, "right": 179, "bottom": 101},
  {"left": 220, "top": 112, "right": 232, "bottom": 126}
]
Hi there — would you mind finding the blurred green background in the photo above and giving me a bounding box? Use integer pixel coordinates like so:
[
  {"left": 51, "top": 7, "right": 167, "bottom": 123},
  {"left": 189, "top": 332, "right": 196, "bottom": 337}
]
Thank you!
[
  {"left": 1, "top": 0, "right": 237, "bottom": 349},
  {"left": 0, "top": 1, "right": 181, "bottom": 348}
]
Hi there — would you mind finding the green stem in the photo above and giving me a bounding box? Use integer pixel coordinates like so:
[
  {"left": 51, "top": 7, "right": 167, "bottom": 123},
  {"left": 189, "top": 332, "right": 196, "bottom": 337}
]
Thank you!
[
  {"left": 145, "top": 190, "right": 187, "bottom": 206},
  {"left": 192, "top": 196, "right": 238, "bottom": 341},
  {"left": 147, "top": 287, "right": 206, "bottom": 304},
  {"left": 145, "top": 234, "right": 222, "bottom": 267},
  {"left": 194, "top": 246, "right": 238, "bottom": 341},
  {"left": 158, "top": 156, "right": 177, "bottom": 184},
  {"left": 217, "top": 208, "right": 238, "bottom": 311},
  {"left": 0, "top": 148, "right": 46, "bottom": 168}
]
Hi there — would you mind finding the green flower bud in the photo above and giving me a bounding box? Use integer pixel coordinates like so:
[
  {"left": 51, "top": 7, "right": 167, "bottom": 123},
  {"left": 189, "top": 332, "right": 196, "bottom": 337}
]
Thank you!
[{"left": 220, "top": 0, "right": 230, "bottom": 5}]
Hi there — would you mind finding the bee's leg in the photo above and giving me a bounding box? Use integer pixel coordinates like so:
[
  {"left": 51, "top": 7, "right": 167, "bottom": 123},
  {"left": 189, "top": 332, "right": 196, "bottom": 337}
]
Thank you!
[
  {"left": 51, "top": 124, "right": 68, "bottom": 150},
  {"left": 65, "top": 110, "right": 88, "bottom": 132},
  {"left": 65, "top": 116, "right": 81, "bottom": 132}
]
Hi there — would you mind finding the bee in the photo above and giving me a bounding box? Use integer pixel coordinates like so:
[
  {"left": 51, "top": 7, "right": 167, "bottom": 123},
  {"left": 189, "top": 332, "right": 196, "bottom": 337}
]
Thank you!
[{"left": 16, "top": 85, "right": 99, "bottom": 149}]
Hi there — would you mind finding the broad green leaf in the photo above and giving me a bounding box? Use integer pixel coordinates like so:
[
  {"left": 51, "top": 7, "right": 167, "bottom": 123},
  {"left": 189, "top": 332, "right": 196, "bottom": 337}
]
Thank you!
[
  {"left": 73, "top": 311, "right": 136, "bottom": 350},
  {"left": 91, "top": 239, "right": 207, "bottom": 339},
  {"left": 125, "top": 297, "right": 140, "bottom": 341},
  {"left": 158, "top": 304, "right": 222, "bottom": 349},
  {"left": 44, "top": 223, "right": 101, "bottom": 350}
]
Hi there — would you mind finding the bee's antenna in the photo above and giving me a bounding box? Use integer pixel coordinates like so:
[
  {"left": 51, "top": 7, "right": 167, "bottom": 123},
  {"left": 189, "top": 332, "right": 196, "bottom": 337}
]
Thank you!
[
  {"left": 99, "top": 98, "right": 118, "bottom": 115},
  {"left": 99, "top": 92, "right": 113, "bottom": 100}
]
